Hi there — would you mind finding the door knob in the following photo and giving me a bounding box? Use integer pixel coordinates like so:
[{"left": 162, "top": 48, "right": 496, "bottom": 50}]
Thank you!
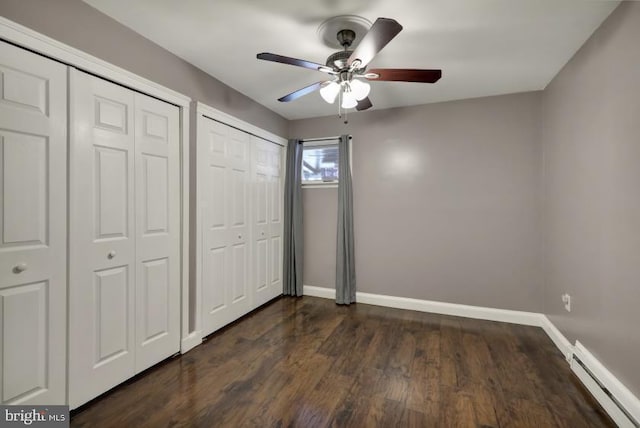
[
  {"left": 261, "top": 232, "right": 265, "bottom": 236},
  {"left": 13, "top": 263, "right": 27, "bottom": 274},
  {"left": 238, "top": 234, "right": 242, "bottom": 240},
  {"left": 108, "top": 250, "right": 117, "bottom": 259}
]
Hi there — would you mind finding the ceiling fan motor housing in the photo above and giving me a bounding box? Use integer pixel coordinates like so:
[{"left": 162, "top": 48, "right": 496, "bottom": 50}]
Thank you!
[{"left": 326, "top": 50, "right": 352, "bottom": 70}]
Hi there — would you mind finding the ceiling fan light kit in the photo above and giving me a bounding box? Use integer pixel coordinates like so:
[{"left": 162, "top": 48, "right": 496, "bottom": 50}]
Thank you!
[
  {"left": 349, "top": 79, "right": 371, "bottom": 100},
  {"left": 320, "top": 81, "right": 339, "bottom": 104},
  {"left": 341, "top": 92, "right": 358, "bottom": 109},
  {"left": 257, "top": 15, "right": 442, "bottom": 119},
  {"left": 320, "top": 79, "right": 370, "bottom": 104}
]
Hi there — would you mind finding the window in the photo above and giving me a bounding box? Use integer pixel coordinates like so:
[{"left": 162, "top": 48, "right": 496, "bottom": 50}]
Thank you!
[{"left": 302, "top": 142, "right": 339, "bottom": 186}]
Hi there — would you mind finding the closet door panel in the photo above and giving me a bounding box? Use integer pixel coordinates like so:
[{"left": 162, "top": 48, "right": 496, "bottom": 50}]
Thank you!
[
  {"left": 200, "top": 119, "right": 251, "bottom": 336},
  {"left": 252, "top": 138, "right": 284, "bottom": 307},
  {"left": 134, "top": 93, "right": 180, "bottom": 373},
  {"left": 269, "top": 146, "right": 284, "bottom": 295},
  {"left": 0, "top": 283, "right": 47, "bottom": 403},
  {"left": 255, "top": 238, "right": 268, "bottom": 292},
  {"left": 231, "top": 242, "right": 248, "bottom": 302},
  {"left": 202, "top": 122, "right": 230, "bottom": 332},
  {"left": 94, "top": 146, "right": 129, "bottom": 238},
  {"left": 69, "top": 70, "right": 136, "bottom": 409},
  {"left": 228, "top": 139, "right": 249, "bottom": 308},
  {"left": 0, "top": 41, "right": 67, "bottom": 405},
  {"left": 252, "top": 139, "right": 271, "bottom": 306},
  {"left": 203, "top": 246, "right": 226, "bottom": 316},
  {"left": 94, "top": 266, "right": 129, "bottom": 362},
  {"left": 255, "top": 170, "right": 269, "bottom": 296}
]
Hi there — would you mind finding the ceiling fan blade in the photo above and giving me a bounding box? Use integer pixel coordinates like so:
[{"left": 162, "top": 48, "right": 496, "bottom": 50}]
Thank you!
[
  {"left": 347, "top": 18, "right": 403, "bottom": 68},
  {"left": 366, "top": 68, "right": 442, "bottom": 83},
  {"left": 257, "top": 53, "right": 333, "bottom": 73},
  {"left": 356, "top": 97, "right": 373, "bottom": 111},
  {"left": 278, "top": 81, "right": 326, "bottom": 102}
]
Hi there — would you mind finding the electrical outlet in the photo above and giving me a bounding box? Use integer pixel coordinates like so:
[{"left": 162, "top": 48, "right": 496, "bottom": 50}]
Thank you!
[{"left": 562, "top": 293, "right": 571, "bottom": 312}]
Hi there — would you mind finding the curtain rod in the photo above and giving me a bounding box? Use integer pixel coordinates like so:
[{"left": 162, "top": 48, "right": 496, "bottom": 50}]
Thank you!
[{"left": 299, "top": 135, "right": 352, "bottom": 143}]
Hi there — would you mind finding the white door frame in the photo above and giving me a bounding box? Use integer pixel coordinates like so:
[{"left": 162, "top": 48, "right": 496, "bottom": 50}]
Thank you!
[
  {"left": 0, "top": 17, "right": 197, "bottom": 353},
  {"left": 195, "top": 102, "right": 286, "bottom": 342}
]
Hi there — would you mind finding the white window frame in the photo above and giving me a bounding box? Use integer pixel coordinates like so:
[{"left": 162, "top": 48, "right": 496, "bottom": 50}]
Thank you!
[{"left": 301, "top": 138, "right": 352, "bottom": 188}]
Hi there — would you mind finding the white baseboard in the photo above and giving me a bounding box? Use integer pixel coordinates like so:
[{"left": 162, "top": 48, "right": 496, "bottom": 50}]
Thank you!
[
  {"left": 572, "top": 341, "right": 640, "bottom": 427},
  {"left": 180, "top": 331, "right": 202, "bottom": 354},
  {"left": 303, "top": 285, "right": 337, "bottom": 300},
  {"left": 539, "top": 315, "right": 574, "bottom": 361},
  {"left": 303, "top": 285, "right": 543, "bottom": 326}
]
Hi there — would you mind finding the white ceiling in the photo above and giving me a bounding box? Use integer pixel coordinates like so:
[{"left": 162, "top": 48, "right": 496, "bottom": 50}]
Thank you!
[{"left": 83, "top": 0, "right": 619, "bottom": 120}]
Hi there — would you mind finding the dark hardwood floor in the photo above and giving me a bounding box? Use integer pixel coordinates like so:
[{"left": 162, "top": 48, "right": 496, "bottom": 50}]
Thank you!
[{"left": 71, "top": 296, "right": 614, "bottom": 427}]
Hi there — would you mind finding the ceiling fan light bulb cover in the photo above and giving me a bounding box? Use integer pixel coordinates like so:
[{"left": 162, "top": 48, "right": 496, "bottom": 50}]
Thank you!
[
  {"left": 320, "top": 81, "right": 340, "bottom": 104},
  {"left": 341, "top": 92, "right": 358, "bottom": 109},
  {"left": 350, "top": 79, "right": 371, "bottom": 100}
]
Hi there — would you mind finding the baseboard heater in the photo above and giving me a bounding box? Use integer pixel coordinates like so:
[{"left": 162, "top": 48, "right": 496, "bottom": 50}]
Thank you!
[{"left": 570, "top": 342, "right": 640, "bottom": 427}]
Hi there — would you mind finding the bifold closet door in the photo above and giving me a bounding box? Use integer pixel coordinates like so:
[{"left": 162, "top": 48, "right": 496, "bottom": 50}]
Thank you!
[
  {"left": 252, "top": 138, "right": 284, "bottom": 307},
  {"left": 133, "top": 92, "right": 180, "bottom": 373},
  {"left": 69, "top": 71, "right": 136, "bottom": 408},
  {"left": 69, "top": 70, "right": 180, "bottom": 408},
  {"left": 200, "top": 118, "right": 251, "bottom": 336},
  {"left": 0, "top": 41, "right": 67, "bottom": 405}
]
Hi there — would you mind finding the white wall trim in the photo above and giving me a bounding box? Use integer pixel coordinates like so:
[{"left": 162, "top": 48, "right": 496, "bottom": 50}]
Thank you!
[
  {"left": 539, "top": 315, "right": 574, "bottom": 362},
  {"left": 303, "top": 285, "right": 543, "bottom": 326},
  {"left": 572, "top": 341, "right": 640, "bottom": 427},
  {"left": 0, "top": 16, "right": 196, "bottom": 351},
  {"left": 304, "top": 285, "right": 337, "bottom": 300},
  {"left": 357, "top": 291, "right": 543, "bottom": 326},
  {"left": 196, "top": 102, "right": 287, "bottom": 147}
]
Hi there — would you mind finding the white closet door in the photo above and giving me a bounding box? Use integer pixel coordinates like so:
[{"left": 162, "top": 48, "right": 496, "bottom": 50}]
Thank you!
[
  {"left": 252, "top": 138, "right": 283, "bottom": 307},
  {"left": 134, "top": 93, "right": 180, "bottom": 373},
  {"left": 200, "top": 118, "right": 251, "bottom": 336},
  {"left": 69, "top": 70, "right": 136, "bottom": 408},
  {"left": 0, "top": 41, "right": 67, "bottom": 405},
  {"left": 267, "top": 142, "right": 284, "bottom": 301}
]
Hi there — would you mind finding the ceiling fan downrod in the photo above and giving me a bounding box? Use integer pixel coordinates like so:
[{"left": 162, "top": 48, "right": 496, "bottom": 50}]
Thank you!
[{"left": 336, "top": 29, "right": 355, "bottom": 50}]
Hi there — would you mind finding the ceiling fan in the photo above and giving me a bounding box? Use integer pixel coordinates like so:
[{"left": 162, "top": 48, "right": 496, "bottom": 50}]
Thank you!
[{"left": 257, "top": 17, "right": 442, "bottom": 113}]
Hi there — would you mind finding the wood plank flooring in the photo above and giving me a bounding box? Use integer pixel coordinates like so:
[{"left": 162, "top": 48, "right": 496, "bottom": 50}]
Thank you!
[{"left": 71, "top": 296, "right": 614, "bottom": 427}]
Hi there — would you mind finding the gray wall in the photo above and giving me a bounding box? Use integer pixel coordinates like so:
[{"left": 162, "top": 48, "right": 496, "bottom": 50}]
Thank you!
[
  {"left": 302, "top": 188, "right": 338, "bottom": 289},
  {"left": 291, "top": 92, "right": 544, "bottom": 312},
  {"left": 542, "top": 1, "right": 640, "bottom": 397},
  {"left": 0, "top": 0, "right": 287, "bottom": 137}
]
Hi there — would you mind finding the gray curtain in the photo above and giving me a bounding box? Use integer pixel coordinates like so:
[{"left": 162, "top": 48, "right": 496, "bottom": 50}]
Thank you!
[
  {"left": 336, "top": 135, "right": 356, "bottom": 304},
  {"left": 283, "top": 139, "right": 304, "bottom": 296}
]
